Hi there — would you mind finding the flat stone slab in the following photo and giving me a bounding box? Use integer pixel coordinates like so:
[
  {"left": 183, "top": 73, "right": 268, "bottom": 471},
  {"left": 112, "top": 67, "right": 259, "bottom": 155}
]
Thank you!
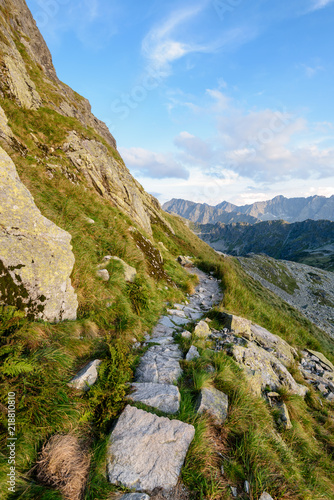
[
  {"left": 129, "top": 383, "right": 180, "bottom": 414},
  {"left": 158, "top": 316, "right": 175, "bottom": 329},
  {"left": 147, "top": 336, "right": 174, "bottom": 345},
  {"left": 135, "top": 344, "right": 183, "bottom": 384},
  {"left": 170, "top": 316, "right": 189, "bottom": 326},
  {"left": 196, "top": 387, "right": 228, "bottom": 425},
  {"left": 68, "top": 359, "right": 102, "bottom": 391},
  {"left": 107, "top": 405, "right": 195, "bottom": 492}
]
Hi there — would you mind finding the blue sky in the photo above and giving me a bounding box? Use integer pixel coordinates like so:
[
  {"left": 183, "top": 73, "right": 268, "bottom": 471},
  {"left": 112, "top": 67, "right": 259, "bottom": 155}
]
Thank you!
[{"left": 26, "top": 0, "right": 334, "bottom": 206}]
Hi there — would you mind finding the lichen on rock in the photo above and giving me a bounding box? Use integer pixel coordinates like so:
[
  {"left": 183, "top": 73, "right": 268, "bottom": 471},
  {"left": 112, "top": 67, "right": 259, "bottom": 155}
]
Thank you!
[{"left": 0, "top": 145, "right": 78, "bottom": 321}]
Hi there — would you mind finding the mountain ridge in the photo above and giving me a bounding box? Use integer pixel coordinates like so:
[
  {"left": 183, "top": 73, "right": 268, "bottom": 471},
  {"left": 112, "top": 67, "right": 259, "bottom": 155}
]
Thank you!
[{"left": 163, "top": 194, "right": 334, "bottom": 224}]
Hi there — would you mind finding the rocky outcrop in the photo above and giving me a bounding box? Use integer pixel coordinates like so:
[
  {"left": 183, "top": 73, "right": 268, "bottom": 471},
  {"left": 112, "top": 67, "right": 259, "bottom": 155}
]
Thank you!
[
  {"left": 107, "top": 405, "right": 195, "bottom": 492},
  {"left": 0, "top": 145, "right": 78, "bottom": 321}
]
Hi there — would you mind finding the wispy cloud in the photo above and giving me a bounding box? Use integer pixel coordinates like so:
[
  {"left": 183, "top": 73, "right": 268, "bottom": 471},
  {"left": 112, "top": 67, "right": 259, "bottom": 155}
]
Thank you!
[
  {"left": 119, "top": 147, "right": 189, "bottom": 179},
  {"left": 141, "top": 3, "right": 257, "bottom": 77},
  {"left": 309, "top": 0, "right": 334, "bottom": 11}
]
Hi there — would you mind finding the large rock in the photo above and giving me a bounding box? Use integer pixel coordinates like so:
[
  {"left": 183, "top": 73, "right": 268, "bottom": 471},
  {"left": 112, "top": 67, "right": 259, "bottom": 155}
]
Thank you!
[
  {"left": 196, "top": 387, "right": 228, "bottom": 425},
  {"left": 232, "top": 342, "right": 307, "bottom": 397},
  {"left": 129, "top": 383, "right": 180, "bottom": 414},
  {"left": 259, "top": 493, "right": 274, "bottom": 500},
  {"left": 194, "top": 320, "right": 211, "bottom": 338},
  {"left": 3, "top": 53, "right": 42, "bottom": 109},
  {"left": 107, "top": 405, "right": 195, "bottom": 492},
  {"left": 0, "top": 146, "right": 78, "bottom": 321},
  {"left": 220, "top": 313, "right": 252, "bottom": 337},
  {"left": 250, "top": 323, "right": 296, "bottom": 366},
  {"left": 135, "top": 344, "right": 182, "bottom": 385},
  {"left": 68, "top": 360, "right": 102, "bottom": 391}
]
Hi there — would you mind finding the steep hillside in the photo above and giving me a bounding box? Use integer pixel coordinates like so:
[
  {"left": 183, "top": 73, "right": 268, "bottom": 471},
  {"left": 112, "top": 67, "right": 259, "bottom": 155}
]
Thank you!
[
  {"left": 164, "top": 194, "right": 334, "bottom": 224},
  {"left": 1, "top": 2, "right": 334, "bottom": 500},
  {"left": 0, "top": 0, "right": 173, "bottom": 237},
  {"left": 239, "top": 254, "right": 334, "bottom": 337},
  {"left": 199, "top": 219, "right": 334, "bottom": 271}
]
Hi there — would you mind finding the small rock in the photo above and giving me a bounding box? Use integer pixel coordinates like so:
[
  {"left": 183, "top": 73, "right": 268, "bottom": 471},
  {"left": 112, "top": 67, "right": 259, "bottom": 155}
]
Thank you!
[
  {"left": 221, "top": 465, "right": 224, "bottom": 475},
  {"left": 177, "top": 256, "right": 193, "bottom": 267},
  {"left": 186, "top": 346, "right": 200, "bottom": 361},
  {"left": 119, "top": 494, "right": 150, "bottom": 500},
  {"left": 196, "top": 387, "right": 228, "bottom": 425},
  {"left": 259, "top": 493, "right": 274, "bottom": 500},
  {"left": 181, "top": 331, "right": 192, "bottom": 339},
  {"left": 230, "top": 486, "right": 238, "bottom": 497},
  {"left": 96, "top": 269, "right": 110, "bottom": 281},
  {"left": 194, "top": 320, "right": 211, "bottom": 338},
  {"left": 68, "top": 360, "right": 102, "bottom": 391},
  {"left": 85, "top": 217, "right": 95, "bottom": 224},
  {"left": 221, "top": 313, "right": 252, "bottom": 338},
  {"left": 107, "top": 256, "right": 137, "bottom": 283},
  {"left": 244, "top": 480, "right": 250, "bottom": 493}
]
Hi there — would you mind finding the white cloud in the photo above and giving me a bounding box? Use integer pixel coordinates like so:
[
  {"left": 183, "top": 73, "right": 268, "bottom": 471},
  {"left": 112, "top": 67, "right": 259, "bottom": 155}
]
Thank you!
[
  {"left": 119, "top": 147, "right": 189, "bottom": 179},
  {"left": 310, "top": 0, "right": 334, "bottom": 11},
  {"left": 299, "top": 63, "right": 324, "bottom": 78}
]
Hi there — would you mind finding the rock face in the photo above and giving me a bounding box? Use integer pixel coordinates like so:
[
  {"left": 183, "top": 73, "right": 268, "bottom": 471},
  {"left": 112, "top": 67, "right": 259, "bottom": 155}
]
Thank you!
[
  {"left": 0, "top": 146, "right": 78, "bottom": 321},
  {"left": 107, "top": 405, "right": 195, "bottom": 492},
  {"left": 196, "top": 387, "right": 228, "bottom": 425},
  {"left": 129, "top": 383, "right": 180, "bottom": 414},
  {"left": 232, "top": 342, "right": 307, "bottom": 397}
]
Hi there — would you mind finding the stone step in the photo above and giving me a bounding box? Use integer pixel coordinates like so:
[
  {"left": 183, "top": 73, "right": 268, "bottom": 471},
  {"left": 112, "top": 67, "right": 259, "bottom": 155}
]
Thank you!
[
  {"left": 128, "top": 383, "right": 180, "bottom": 414},
  {"left": 107, "top": 405, "right": 195, "bottom": 492}
]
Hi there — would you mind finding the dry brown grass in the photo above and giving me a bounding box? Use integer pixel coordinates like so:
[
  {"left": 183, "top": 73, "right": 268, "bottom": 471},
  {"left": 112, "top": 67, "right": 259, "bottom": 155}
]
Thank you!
[{"left": 36, "top": 434, "right": 90, "bottom": 500}]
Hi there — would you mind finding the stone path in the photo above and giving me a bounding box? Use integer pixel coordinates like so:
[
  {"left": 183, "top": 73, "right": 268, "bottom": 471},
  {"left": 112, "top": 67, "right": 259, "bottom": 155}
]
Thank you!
[{"left": 107, "top": 266, "right": 223, "bottom": 495}]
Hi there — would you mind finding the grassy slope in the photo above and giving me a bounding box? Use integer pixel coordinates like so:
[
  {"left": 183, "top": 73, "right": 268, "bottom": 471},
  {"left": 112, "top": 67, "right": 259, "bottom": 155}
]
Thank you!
[{"left": 0, "top": 37, "right": 333, "bottom": 500}]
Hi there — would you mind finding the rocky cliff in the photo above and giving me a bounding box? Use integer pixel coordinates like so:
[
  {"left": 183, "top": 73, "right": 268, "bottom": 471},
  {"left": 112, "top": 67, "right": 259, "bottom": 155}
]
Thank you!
[
  {"left": 164, "top": 194, "right": 334, "bottom": 224},
  {"left": 0, "top": 0, "right": 172, "bottom": 237}
]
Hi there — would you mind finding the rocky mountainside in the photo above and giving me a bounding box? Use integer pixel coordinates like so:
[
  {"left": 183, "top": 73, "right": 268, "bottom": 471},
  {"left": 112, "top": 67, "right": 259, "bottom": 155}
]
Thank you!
[
  {"left": 0, "top": 0, "right": 172, "bottom": 237},
  {"left": 199, "top": 219, "right": 334, "bottom": 271},
  {"left": 1, "top": 2, "right": 334, "bottom": 500},
  {"left": 239, "top": 254, "right": 334, "bottom": 337},
  {"left": 163, "top": 194, "right": 334, "bottom": 224}
]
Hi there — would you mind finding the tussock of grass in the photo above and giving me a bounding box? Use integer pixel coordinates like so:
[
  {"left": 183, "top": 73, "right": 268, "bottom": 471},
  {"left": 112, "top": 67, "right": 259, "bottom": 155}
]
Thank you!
[{"left": 36, "top": 435, "right": 90, "bottom": 500}]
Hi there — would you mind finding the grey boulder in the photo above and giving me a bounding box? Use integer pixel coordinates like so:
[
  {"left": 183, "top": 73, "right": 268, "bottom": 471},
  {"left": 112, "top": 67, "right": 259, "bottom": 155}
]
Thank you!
[
  {"left": 0, "top": 146, "right": 78, "bottom": 322},
  {"left": 107, "top": 405, "right": 195, "bottom": 492}
]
